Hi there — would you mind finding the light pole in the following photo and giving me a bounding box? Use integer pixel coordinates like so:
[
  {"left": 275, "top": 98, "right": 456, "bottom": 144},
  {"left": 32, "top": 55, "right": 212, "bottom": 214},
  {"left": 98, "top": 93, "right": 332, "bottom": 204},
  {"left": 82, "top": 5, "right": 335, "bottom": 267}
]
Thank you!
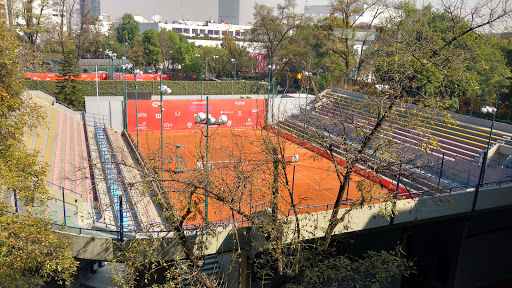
[
  {"left": 104, "top": 50, "right": 110, "bottom": 79},
  {"left": 196, "top": 54, "right": 203, "bottom": 100},
  {"left": 303, "top": 70, "right": 312, "bottom": 140},
  {"left": 159, "top": 75, "right": 172, "bottom": 179},
  {"left": 194, "top": 100, "right": 228, "bottom": 222},
  {"left": 112, "top": 53, "right": 117, "bottom": 79},
  {"left": 266, "top": 63, "right": 276, "bottom": 125},
  {"left": 480, "top": 93, "right": 500, "bottom": 184},
  {"left": 134, "top": 67, "right": 142, "bottom": 151},
  {"left": 169, "top": 51, "right": 173, "bottom": 80},
  {"left": 205, "top": 55, "right": 218, "bottom": 78},
  {"left": 121, "top": 63, "right": 133, "bottom": 131},
  {"left": 231, "top": 58, "right": 237, "bottom": 81},
  {"left": 105, "top": 50, "right": 116, "bottom": 80},
  {"left": 302, "top": 47, "right": 312, "bottom": 139}
]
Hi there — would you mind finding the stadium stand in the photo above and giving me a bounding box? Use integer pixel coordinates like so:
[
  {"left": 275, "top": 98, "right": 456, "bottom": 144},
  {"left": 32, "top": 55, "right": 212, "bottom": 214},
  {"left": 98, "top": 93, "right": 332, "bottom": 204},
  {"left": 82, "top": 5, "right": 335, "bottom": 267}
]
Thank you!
[
  {"left": 23, "top": 91, "right": 94, "bottom": 226},
  {"left": 276, "top": 89, "right": 512, "bottom": 191},
  {"left": 105, "top": 128, "right": 164, "bottom": 231}
]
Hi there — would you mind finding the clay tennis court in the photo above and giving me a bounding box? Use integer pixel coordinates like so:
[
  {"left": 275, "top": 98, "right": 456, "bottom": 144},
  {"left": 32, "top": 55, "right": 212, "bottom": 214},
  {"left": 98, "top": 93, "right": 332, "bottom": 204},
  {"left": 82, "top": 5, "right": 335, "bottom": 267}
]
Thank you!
[{"left": 131, "top": 127, "right": 389, "bottom": 226}]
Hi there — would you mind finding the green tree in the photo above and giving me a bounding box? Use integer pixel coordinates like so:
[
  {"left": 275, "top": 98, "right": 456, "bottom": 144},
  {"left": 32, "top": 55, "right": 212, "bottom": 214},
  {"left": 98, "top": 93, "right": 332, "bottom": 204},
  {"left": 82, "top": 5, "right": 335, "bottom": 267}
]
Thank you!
[
  {"left": 157, "top": 28, "right": 180, "bottom": 70},
  {"left": 142, "top": 29, "right": 162, "bottom": 68},
  {"left": 56, "top": 47, "right": 84, "bottom": 109},
  {"left": 116, "top": 13, "right": 140, "bottom": 45},
  {"left": 174, "top": 39, "right": 198, "bottom": 73},
  {"left": 0, "top": 16, "right": 78, "bottom": 286},
  {"left": 13, "top": 0, "right": 53, "bottom": 46},
  {"left": 0, "top": 214, "right": 78, "bottom": 287},
  {"left": 127, "top": 35, "right": 145, "bottom": 68},
  {"left": 221, "top": 34, "right": 259, "bottom": 79},
  {"left": 250, "top": 0, "right": 305, "bottom": 66}
]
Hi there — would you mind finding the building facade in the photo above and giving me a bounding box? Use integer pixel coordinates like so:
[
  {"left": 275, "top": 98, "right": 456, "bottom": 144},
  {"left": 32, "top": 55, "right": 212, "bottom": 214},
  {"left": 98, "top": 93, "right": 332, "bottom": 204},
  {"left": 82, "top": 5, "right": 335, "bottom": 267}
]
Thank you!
[{"left": 218, "top": 0, "right": 240, "bottom": 25}]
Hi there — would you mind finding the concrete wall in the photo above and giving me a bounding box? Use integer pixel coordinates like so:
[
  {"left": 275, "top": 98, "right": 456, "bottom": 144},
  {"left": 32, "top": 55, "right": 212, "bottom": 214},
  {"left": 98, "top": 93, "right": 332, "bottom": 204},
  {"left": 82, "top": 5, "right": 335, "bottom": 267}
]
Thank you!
[
  {"left": 65, "top": 183, "right": 512, "bottom": 261},
  {"left": 268, "top": 95, "right": 311, "bottom": 124},
  {"left": 85, "top": 96, "right": 123, "bottom": 131},
  {"left": 283, "top": 183, "right": 512, "bottom": 243}
]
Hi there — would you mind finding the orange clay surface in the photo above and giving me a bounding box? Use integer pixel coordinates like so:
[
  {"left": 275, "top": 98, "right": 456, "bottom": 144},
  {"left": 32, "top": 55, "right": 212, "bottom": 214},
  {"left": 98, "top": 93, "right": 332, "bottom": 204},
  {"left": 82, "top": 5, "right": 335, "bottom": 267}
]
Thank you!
[{"left": 132, "top": 128, "right": 388, "bottom": 226}]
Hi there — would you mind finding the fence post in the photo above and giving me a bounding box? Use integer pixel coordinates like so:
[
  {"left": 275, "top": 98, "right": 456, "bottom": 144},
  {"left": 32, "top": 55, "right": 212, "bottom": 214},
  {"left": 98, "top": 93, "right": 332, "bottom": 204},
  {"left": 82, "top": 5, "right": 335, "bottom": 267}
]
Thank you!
[
  {"left": 13, "top": 190, "right": 18, "bottom": 213},
  {"left": 472, "top": 151, "right": 487, "bottom": 212},
  {"left": 291, "top": 165, "right": 296, "bottom": 204},
  {"left": 345, "top": 178, "right": 350, "bottom": 202},
  {"left": 62, "top": 187, "right": 67, "bottom": 226},
  {"left": 437, "top": 153, "right": 445, "bottom": 190},
  {"left": 390, "top": 163, "right": 402, "bottom": 225},
  {"left": 119, "top": 195, "right": 124, "bottom": 243}
]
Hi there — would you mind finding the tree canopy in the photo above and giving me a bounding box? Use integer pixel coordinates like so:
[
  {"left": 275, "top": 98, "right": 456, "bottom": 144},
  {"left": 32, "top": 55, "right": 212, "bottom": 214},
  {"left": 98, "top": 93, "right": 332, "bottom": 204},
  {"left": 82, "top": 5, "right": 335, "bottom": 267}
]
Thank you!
[
  {"left": 0, "top": 15, "right": 78, "bottom": 286},
  {"left": 56, "top": 46, "right": 84, "bottom": 109},
  {"left": 116, "top": 13, "right": 140, "bottom": 45},
  {"left": 142, "top": 29, "right": 162, "bottom": 68}
]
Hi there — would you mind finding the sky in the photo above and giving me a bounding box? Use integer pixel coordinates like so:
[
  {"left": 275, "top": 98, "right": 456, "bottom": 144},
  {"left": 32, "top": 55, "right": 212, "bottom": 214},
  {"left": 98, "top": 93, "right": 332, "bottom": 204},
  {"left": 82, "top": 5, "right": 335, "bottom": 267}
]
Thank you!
[{"left": 101, "top": 0, "right": 331, "bottom": 24}]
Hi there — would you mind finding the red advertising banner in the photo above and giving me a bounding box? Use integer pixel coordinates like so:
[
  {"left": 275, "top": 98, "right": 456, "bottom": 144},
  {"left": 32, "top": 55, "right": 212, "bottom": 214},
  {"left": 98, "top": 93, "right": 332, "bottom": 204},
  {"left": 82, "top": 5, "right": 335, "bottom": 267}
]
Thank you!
[
  {"left": 24, "top": 73, "right": 169, "bottom": 81},
  {"left": 127, "top": 99, "right": 266, "bottom": 132}
]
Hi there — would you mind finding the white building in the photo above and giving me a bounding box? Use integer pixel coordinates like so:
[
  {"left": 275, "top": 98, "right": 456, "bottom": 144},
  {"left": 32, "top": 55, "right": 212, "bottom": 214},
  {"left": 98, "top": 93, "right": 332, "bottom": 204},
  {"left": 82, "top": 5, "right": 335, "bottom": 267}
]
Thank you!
[
  {"left": 304, "top": 4, "right": 396, "bottom": 27},
  {"left": 112, "top": 18, "right": 251, "bottom": 40}
]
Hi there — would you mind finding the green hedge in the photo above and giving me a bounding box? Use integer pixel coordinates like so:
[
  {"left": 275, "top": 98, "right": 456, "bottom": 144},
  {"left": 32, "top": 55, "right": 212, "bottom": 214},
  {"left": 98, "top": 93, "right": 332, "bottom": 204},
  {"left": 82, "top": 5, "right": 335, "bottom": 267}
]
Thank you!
[{"left": 24, "top": 80, "right": 267, "bottom": 96}]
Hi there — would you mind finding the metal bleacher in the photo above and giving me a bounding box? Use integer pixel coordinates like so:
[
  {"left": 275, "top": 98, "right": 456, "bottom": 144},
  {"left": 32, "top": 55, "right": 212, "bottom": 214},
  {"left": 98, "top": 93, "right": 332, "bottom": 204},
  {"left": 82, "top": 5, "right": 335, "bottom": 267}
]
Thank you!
[{"left": 84, "top": 112, "right": 164, "bottom": 232}]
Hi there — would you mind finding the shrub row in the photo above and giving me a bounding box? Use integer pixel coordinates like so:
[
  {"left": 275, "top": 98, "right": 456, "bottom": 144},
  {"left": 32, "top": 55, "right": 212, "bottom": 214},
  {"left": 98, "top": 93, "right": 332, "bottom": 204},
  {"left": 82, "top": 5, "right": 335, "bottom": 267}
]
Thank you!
[{"left": 24, "top": 80, "right": 267, "bottom": 96}]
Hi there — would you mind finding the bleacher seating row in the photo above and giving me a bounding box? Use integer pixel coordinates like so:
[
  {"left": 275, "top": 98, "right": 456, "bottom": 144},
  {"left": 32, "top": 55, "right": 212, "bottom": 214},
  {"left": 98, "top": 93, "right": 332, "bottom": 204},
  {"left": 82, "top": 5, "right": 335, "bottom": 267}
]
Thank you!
[
  {"left": 320, "top": 91, "right": 510, "bottom": 162},
  {"left": 274, "top": 89, "right": 512, "bottom": 191},
  {"left": 24, "top": 94, "right": 93, "bottom": 203}
]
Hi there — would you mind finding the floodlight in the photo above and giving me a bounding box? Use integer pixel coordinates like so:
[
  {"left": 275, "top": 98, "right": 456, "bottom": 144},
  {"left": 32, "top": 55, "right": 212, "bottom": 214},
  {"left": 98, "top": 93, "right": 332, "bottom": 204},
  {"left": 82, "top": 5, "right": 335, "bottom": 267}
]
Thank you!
[
  {"left": 481, "top": 107, "right": 488, "bottom": 114},
  {"left": 216, "top": 115, "right": 228, "bottom": 125},
  {"left": 195, "top": 112, "right": 206, "bottom": 122},
  {"left": 209, "top": 117, "right": 216, "bottom": 125},
  {"left": 491, "top": 107, "right": 497, "bottom": 114}
]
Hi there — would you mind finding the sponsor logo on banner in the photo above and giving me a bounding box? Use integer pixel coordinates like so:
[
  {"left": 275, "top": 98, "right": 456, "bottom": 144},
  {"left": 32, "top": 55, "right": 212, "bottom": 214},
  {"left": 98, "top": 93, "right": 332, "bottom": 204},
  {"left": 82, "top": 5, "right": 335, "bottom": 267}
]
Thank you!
[
  {"left": 152, "top": 102, "right": 160, "bottom": 107},
  {"left": 187, "top": 122, "right": 193, "bottom": 128},
  {"left": 156, "top": 114, "right": 161, "bottom": 119},
  {"left": 246, "top": 118, "right": 253, "bottom": 126},
  {"left": 237, "top": 111, "right": 242, "bottom": 116},
  {"left": 175, "top": 111, "right": 181, "bottom": 116},
  {"left": 220, "top": 111, "right": 233, "bottom": 114},
  {"left": 193, "top": 101, "right": 206, "bottom": 104},
  {"left": 235, "top": 102, "right": 245, "bottom": 105},
  {"left": 190, "top": 105, "right": 206, "bottom": 111},
  {"left": 227, "top": 120, "right": 232, "bottom": 127},
  {"left": 138, "top": 113, "right": 147, "bottom": 117},
  {"left": 164, "top": 123, "right": 172, "bottom": 129},
  {"left": 138, "top": 122, "right": 147, "bottom": 129},
  {"left": 252, "top": 109, "right": 259, "bottom": 113}
]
